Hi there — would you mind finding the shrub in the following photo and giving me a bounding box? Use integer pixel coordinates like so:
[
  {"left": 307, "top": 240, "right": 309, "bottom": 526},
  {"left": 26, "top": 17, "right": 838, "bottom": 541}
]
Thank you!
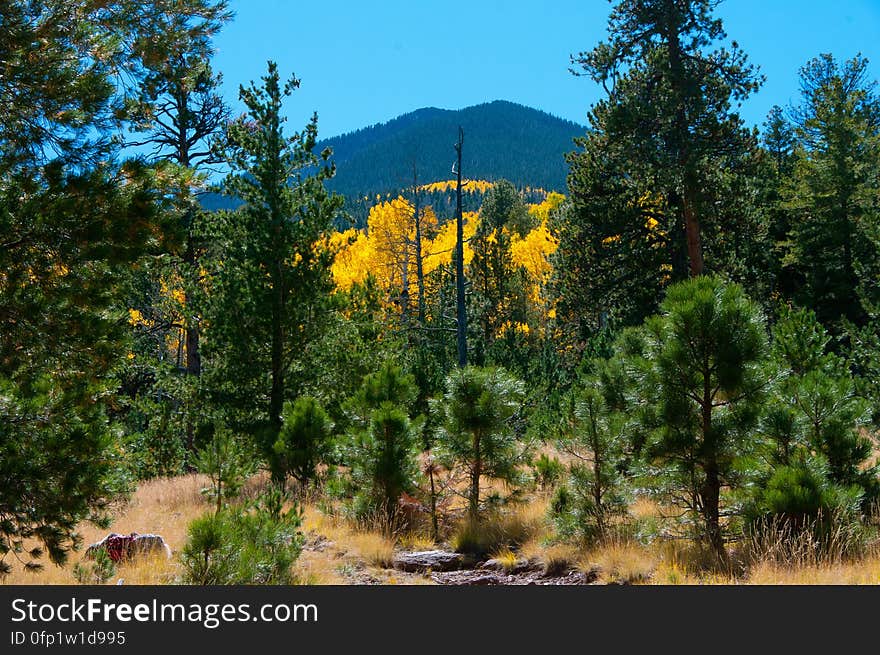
[
  {"left": 180, "top": 488, "right": 303, "bottom": 585},
  {"left": 273, "top": 396, "right": 334, "bottom": 489},
  {"left": 196, "top": 422, "right": 254, "bottom": 514},
  {"left": 532, "top": 453, "right": 564, "bottom": 491},
  {"left": 347, "top": 403, "right": 420, "bottom": 530},
  {"left": 745, "top": 457, "right": 869, "bottom": 560}
]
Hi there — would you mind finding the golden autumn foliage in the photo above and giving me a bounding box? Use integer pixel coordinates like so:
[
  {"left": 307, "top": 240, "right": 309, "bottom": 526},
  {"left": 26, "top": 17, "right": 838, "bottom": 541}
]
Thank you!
[
  {"left": 331, "top": 195, "right": 478, "bottom": 301},
  {"left": 128, "top": 271, "right": 190, "bottom": 365},
  {"left": 526, "top": 192, "right": 565, "bottom": 223},
  {"left": 331, "top": 185, "right": 563, "bottom": 326},
  {"left": 420, "top": 179, "right": 494, "bottom": 194}
]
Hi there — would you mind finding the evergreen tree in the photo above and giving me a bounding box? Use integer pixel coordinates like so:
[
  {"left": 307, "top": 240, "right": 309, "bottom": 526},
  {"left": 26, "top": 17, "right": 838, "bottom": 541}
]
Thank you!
[
  {"left": 769, "top": 307, "right": 878, "bottom": 507},
  {"left": 348, "top": 404, "right": 420, "bottom": 528},
  {"left": 345, "top": 362, "right": 420, "bottom": 527},
  {"left": 760, "top": 105, "right": 800, "bottom": 301},
  {"left": 469, "top": 180, "right": 533, "bottom": 365},
  {"left": 435, "top": 366, "right": 527, "bottom": 521},
  {"left": 197, "top": 422, "right": 254, "bottom": 514},
  {"left": 783, "top": 54, "right": 880, "bottom": 331},
  {"left": 622, "top": 276, "right": 770, "bottom": 559},
  {"left": 560, "top": 0, "right": 765, "bottom": 333},
  {"left": 552, "top": 374, "right": 630, "bottom": 543},
  {"left": 204, "top": 61, "right": 343, "bottom": 465},
  {"left": 0, "top": 1, "right": 173, "bottom": 574},
  {"left": 274, "top": 397, "right": 334, "bottom": 489}
]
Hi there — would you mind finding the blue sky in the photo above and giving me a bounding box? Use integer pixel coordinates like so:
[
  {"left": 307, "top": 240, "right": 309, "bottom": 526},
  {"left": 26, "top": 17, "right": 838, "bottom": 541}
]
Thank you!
[{"left": 212, "top": 0, "right": 880, "bottom": 139}]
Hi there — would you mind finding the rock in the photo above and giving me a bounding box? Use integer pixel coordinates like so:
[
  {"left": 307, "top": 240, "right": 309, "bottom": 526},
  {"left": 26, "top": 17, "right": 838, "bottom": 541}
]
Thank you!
[
  {"left": 393, "top": 550, "right": 471, "bottom": 573},
  {"left": 84, "top": 533, "right": 172, "bottom": 563},
  {"left": 432, "top": 564, "right": 600, "bottom": 586},
  {"left": 481, "top": 558, "right": 540, "bottom": 574},
  {"left": 431, "top": 571, "right": 504, "bottom": 585}
]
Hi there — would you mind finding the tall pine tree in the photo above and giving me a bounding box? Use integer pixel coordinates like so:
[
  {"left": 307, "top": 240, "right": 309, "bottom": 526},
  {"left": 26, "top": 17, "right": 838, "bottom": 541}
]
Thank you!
[{"left": 205, "top": 62, "right": 343, "bottom": 480}]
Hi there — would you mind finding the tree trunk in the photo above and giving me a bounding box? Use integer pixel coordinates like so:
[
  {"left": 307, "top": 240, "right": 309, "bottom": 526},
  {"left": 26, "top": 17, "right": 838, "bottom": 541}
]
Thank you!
[
  {"left": 412, "top": 165, "right": 426, "bottom": 326},
  {"left": 683, "top": 184, "right": 704, "bottom": 277},
  {"left": 664, "top": 7, "right": 704, "bottom": 279},
  {"left": 270, "top": 247, "right": 285, "bottom": 485},
  {"left": 469, "top": 430, "right": 481, "bottom": 522},
  {"left": 454, "top": 127, "right": 468, "bottom": 368},
  {"left": 702, "top": 465, "right": 724, "bottom": 560},
  {"left": 184, "top": 235, "right": 202, "bottom": 377},
  {"left": 701, "top": 367, "right": 723, "bottom": 559},
  {"left": 591, "top": 426, "right": 606, "bottom": 541},
  {"left": 429, "top": 464, "right": 439, "bottom": 541}
]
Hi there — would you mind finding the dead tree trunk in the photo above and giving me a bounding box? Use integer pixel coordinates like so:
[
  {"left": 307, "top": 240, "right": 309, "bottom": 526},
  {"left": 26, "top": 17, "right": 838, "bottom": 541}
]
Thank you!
[
  {"left": 454, "top": 127, "right": 467, "bottom": 368},
  {"left": 412, "top": 163, "right": 426, "bottom": 327}
]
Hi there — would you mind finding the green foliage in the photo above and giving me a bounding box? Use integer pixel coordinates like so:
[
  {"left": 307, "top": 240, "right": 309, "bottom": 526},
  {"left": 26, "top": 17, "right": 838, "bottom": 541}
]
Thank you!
[
  {"left": 782, "top": 54, "right": 880, "bottom": 331},
  {"left": 123, "top": 406, "right": 188, "bottom": 480},
  {"left": 345, "top": 360, "right": 418, "bottom": 423},
  {"left": 123, "top": 0, "right": 231, "bottom": 169},
  {"left": 180, "top": 488, "right": 303, "bottom": 585},
  {"left": 768, "top": 307, "right": 879, "bottom": 510},
  {"left": 561, "top": 0, "right": 766, "bottom": 334},
  {"left": 745, "top": 457, "right": 868, "bottom": 558},
  {"left": 532, "top": 453, "right": 564, "bottom": 491},
  {"left": 844, "top": 322, "right": 880, "bottom": 424},
  {"left": 274, "top": 397, "right": 334, "bottom": 488},
  {"left": 749, "top": 458, "right": 861, "bottom": 526},
  {"left": 552, "top": 375, "right": 630, "bottom": 543},
  {"left": 469, "top": 180, "right": 534, "bottom": 367},
  {"left": 435, "top": 366, "right": 529, "bottom": 521},
  {"left": 196, "top": 423, "right": 254, "bottom": 514},
  {"left": 0, "top": 2, "right": 180, "bottom": 575},
  {"left": 347, "top": 404, "right": 421, "bottom": 529},
  {"left": 621, "top": 276, "right": 770, "bottom": 557},
  {"left": 296, "top": 280, "right": 396, "bottom": 432},
  {"left": 344, "top": 362, "right": 421, "bottom": 527},
  {"left": 73, "top": 548, "right": 117, "bottom": 586}
]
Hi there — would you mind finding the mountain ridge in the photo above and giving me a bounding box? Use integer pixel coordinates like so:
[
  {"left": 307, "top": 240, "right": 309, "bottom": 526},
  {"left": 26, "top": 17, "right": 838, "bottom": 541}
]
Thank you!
[
  {"left": 201, "top": 100, "right": 585, "bottom": 217},
  {"left": 319, "top": 99, "right": 584, "bottom": 198}
]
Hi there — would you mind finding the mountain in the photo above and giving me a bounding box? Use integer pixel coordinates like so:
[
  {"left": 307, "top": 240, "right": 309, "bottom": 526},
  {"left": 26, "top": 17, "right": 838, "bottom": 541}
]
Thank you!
[
  {"left": 320, "top": 100, "right": 584, "bottom": 199},
  {"left": 200, "top": 100, "right": 585, "bottom": 219}
]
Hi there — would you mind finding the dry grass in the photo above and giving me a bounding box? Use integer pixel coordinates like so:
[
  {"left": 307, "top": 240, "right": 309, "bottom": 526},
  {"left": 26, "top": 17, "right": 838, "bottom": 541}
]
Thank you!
[
  {"left": 2, "top": 474, "right": 210, "bottom": 585},
  {"left": 397, "top": 532, "right": 436, "bottom": 551},
  {"left": 745, "top": 557, "right": 880, "bottom": 584},
  {"left": 449, "top": 497, "right": 549, "bottom": 557},
  {"left": 588, "top": 540, "right": 658, "bottom": 584},
  {"left": 11, "top": 471, "right": 880, "bottom": 586},
  {"left": 489, "top": 547, "right": 519, "bottom": 571}
]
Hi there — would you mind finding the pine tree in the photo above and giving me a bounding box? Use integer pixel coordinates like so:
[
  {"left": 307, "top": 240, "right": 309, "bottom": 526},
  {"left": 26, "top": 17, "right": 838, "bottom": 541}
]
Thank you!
[
  {"left": 622, "top": 276, "right": 770, "bottom": 559},
  {"left": 274, "top": 397, "right": 334, "bottom": 489},
  {"left": 552, "top": 373, "right": 630, "bottom": 543},
  {"left": 345, "top": 362, "right": 420, "bottom": 527},
  {"left": 769, "top": 307, "right": 878, "bottom": 507},
  {"left": 783, "top": 54, "right": 880, "bottom": 331},
  {"left": 204, "top": 61, "right": 343, "bottom": 469},
  {"left": 124, "top": 0, "right": 232, "bottom": 377},
  {"left": 559, "top": 0, "right": 764, "bottom": 333},
  {"left": 435, "top": 366, "right": 527, "bottom": 521},
  {"left": 0, "top": 1, "right": 173, "bottom": 574}
]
